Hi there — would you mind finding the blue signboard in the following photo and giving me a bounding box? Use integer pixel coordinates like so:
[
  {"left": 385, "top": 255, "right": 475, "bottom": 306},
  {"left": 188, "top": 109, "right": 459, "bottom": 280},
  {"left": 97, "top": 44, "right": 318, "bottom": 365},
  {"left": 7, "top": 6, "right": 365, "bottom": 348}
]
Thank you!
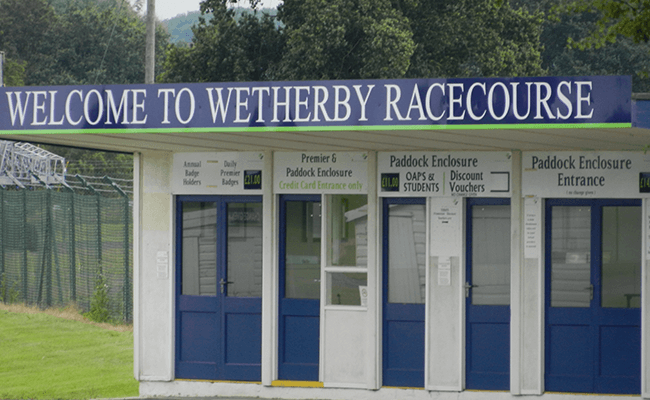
[{"left": 0, "top": 76, "right": 632, "bottom": 133}]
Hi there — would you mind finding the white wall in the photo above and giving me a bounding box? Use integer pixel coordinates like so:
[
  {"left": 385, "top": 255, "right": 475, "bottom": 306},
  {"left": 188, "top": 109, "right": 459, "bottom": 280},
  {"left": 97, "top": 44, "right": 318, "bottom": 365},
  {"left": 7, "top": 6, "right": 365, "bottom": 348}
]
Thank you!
[
  {"left": 427, "top": 197, "right": 464, "bottom": 390},
  {"left": 135, "top": 150, "right": 174, "bottom": 381},
  {"left": 521, "top": 196, "right": 544, "bottom": 394}
]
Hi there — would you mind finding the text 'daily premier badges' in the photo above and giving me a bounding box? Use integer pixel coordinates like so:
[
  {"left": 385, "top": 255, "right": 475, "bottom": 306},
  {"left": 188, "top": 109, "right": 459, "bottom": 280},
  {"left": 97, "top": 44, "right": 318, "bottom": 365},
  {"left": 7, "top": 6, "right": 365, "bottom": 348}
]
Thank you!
[{"left": 172, "top": 152, "right": 265, "bottom": 195}]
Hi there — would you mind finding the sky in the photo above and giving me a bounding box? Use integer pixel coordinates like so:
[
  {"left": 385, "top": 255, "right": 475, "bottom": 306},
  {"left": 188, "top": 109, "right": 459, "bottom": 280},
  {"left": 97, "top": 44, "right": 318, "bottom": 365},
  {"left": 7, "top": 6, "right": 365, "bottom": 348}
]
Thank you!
[{"left": 150, "top": 0, "right": 282, "bottom": 20}]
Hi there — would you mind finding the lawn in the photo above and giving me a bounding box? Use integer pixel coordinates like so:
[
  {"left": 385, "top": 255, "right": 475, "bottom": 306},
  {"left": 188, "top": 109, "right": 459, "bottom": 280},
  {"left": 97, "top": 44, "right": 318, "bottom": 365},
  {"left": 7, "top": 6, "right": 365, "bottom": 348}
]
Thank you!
[{"left": 0, "top": 304, "right": 138, "bottom": 400}]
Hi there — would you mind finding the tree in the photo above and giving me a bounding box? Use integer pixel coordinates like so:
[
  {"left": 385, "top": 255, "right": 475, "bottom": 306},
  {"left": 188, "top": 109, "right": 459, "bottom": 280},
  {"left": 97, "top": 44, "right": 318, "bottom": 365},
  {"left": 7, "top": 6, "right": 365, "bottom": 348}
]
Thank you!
[
  {"left": 0, "top": 0, "right": 170, "bottom": 86},
  {"left": 1, "top": 58, "right": 26, "bottom": 87},
  {"left": 0, "top": 0, "right": 57, "bottom": 85},
  {"left": 274, "top": 0, "right": 415, "bottom": 80},
  {"left": 160, "top": 0, "right": 416, "bottom": 82},
  {"left": 543, "top": 10, "right": 650, "bottom": 92},
  {"left": 558, "top": 0, "right": 650, "bottom": 49},
  {"left": 159, "top": 0, "right": 283, "bottom": 83},
  {"left": 514, "top": 0, "right": 650, "bottom": 92},
  {"left": 401, "top": 0, "right": 545, "bottom": 78},
  {"left": 161, "top": 0, "right": 545, "bottom": 83},
  {"left": 30, "top": 1, "right": 169, "bottom": 85}
]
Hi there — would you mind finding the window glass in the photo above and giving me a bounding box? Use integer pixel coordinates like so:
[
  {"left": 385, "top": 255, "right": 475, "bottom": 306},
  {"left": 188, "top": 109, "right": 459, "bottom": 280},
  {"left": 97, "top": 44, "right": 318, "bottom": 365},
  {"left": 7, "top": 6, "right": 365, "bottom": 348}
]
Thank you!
[
  {"left": 285, "top": 201, "right": 321, "bottom": 299},
  {"left": 602, "top": 206, "right": 641, "bottom": 308},
  {"left": 329, "top": 195, "right": 368, "bottom": 267},
  {"left": 471, "top": 205, "right": 511, "bottom": 305},
  {"left": 181, "top": 201, "right": 217, "bottom": 296},
  {"left": 387, "top": 203, "right": 426, "bottom": 304},
  {"left": 327, "top": 272, "right": 367, "bottom": 306},
  {"left": 551, "top": 206, "right": 591, "bottom": 307},
  {"left": 226, "top": 202, "right": 263, "bottom": 297}
]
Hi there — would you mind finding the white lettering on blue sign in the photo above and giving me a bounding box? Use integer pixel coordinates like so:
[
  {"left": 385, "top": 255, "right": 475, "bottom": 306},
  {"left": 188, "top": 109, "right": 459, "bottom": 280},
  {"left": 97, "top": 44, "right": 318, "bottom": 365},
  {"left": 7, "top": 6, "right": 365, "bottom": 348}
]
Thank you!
[{"left": 0, "top": 77, "right": 630, "bottom": 130}]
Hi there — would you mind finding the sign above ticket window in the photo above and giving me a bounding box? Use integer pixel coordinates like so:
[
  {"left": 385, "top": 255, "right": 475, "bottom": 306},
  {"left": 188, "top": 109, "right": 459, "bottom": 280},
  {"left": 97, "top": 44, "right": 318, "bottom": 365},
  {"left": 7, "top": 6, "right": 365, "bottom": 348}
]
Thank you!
[
  {"left": 171, "top": 152, "right": 265, "bottom": 194},
  {"left": 523, "top": 151, "right": 650, "bottom": 198},
  {"left": 274, "top": 152, "right": 368, "bottom": 194},
  {"left": 378, "top": 152, "right": 511, "bottom": 197}
]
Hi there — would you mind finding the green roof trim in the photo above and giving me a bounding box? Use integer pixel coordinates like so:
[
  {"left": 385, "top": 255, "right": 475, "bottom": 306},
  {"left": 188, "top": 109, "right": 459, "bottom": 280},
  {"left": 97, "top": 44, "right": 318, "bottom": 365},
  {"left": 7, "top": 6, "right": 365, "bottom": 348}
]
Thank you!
[{"left": 0, "top": 122, "right": 632, "bottom": 135}]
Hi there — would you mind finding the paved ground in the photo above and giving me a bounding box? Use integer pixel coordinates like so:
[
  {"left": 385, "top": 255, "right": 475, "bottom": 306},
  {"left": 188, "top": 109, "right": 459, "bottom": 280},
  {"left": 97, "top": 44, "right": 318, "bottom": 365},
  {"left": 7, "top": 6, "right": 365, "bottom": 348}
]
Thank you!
[
  {"left": 111, "top": 397, "right": 280, "bottom": 400},
  {"left": 111, "top": 398, "right": 270, "bottom": 400}
]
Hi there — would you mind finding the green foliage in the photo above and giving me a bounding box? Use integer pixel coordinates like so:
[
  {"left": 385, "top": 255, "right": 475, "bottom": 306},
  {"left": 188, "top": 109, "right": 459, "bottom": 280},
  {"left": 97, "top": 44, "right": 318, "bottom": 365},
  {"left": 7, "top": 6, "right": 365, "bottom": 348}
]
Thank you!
[
  {"left": 161, "top": 0, "right": 544, "bottom": 82},
  {"left": 276, "top": 0, "right": 414, "bottom": 80},
  {"left": 557, "top": 0, "right": 650, "bottom": 49},
  {"left": 162, "top": 7, "right": 279, "bottom": 44},
  {"left": 0, "top": 0, "right": 56, "bottom": 86},
  {"left": 543, "top": 11, "right": 650, "bottom": 92},
  {"left": 0, "top": 0, "right": 170, "bottom": 86},
  {"left": 402, "top": 0, "right": 545, "bottom": 78},
  {"left": 515, "top": 0, "right": 650, "bottom": 92},
  {"left": 160, "top": 0, "right": 284, "bottom": 82},
  {"left": 1, "top": 57, "right": 26, "bottom": 87},
  {"left": 84, "top": 272, "right": 112, "bottom": 323},
  {"left": 0, "top": 273, "right": 21, "bottom": 304}
]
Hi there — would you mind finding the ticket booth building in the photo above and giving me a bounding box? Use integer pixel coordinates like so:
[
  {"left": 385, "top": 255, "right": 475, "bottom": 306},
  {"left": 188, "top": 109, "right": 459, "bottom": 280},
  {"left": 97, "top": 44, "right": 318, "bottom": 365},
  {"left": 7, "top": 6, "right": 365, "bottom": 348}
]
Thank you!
[{"left": 2, "top": 76, "right": 650, "bottom": 400}]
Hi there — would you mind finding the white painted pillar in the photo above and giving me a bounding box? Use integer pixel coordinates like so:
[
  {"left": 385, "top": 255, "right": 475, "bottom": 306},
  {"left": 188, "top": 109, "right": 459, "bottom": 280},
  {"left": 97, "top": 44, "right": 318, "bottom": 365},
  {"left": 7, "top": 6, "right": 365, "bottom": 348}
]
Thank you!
[
  {"left": 136, "top": 150, "right": 174, "bottom": 382},
  {"left": 366, "top": 151, "right": 379, "bottom": 389},
  {"left": 521, "top": 194, "right": 544, "bottom": 394},
  {"left": 510, "top": 150, "right": 523, "bottom": 394},
  {"left": 642, "top": 198, "right": 650, "bottom": 398},
  {"left": 262, "top": 150, "right": 275, "bottom": 386},
  {"left": 427, "top": 197, "right": 464, "bottom": 391},
  {"left": 133, "top": 152, "right": 141, "bottom": 381}
]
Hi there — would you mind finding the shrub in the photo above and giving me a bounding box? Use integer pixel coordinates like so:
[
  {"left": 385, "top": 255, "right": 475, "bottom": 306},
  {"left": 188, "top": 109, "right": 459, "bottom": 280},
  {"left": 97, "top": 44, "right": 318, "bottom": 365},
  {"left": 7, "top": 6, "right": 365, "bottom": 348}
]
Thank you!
[{"left": 84, "top": 272, "right": 111, "bottom": 323}]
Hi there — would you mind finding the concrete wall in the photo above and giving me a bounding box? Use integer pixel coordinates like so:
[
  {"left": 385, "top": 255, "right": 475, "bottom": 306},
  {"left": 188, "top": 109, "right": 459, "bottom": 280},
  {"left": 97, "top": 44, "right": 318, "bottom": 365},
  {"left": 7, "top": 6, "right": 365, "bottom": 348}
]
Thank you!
[{"left": 135, "top": 150, "right": 174, "bottom": 381}]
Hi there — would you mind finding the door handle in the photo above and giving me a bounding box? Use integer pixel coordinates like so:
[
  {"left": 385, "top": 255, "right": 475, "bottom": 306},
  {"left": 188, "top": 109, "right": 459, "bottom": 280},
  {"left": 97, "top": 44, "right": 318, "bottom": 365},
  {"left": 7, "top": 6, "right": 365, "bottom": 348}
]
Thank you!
[
  {"left": 586, "top": 284, "right": 594, "bottom": 300},
  {"left": 220, "top": 278, "right": 234, "bottom": 294},
  {"left": 465, "top": 282, "right": 478, "bottom": 298}
]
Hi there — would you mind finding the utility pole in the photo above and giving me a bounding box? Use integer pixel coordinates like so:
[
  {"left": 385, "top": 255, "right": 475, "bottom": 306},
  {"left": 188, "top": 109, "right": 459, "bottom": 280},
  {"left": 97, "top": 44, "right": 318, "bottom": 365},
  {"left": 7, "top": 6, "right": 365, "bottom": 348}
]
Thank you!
[
  {"left": 145, "top": 0, "right": 155, "bottom": 84},
  {"left": 0, "top": 51, "right": 5, "bottom": 87}
]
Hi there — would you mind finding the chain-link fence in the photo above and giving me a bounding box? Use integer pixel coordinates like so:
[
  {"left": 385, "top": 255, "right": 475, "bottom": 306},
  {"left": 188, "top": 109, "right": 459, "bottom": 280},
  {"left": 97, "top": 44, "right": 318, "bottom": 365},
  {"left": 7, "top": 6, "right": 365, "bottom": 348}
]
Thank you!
[{"left": 0, "top": 174, "right": 133, "bottom": 322}]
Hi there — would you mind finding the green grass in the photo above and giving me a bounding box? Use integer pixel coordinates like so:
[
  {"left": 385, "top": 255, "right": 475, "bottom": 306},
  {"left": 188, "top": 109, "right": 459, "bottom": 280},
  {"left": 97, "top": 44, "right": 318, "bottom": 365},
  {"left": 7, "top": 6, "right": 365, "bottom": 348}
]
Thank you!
[{"left": 0, "top": 307, "right": 138, "bottom": 399}]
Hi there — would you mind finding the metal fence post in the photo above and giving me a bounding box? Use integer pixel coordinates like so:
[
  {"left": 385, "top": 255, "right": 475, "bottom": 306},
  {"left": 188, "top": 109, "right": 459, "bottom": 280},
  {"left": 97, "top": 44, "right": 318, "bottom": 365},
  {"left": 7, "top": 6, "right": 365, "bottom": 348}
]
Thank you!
[
  {"left": 69, "top": 190, "right": 77, "bottom": 302},
  {"left": 0, "top": 187, "right": 4, "bottom": 303},
  {"left": 37, "top": 188, "right": 53, "bottom": 307},
  {"left": 22, "top": 189, "right": 28, "bottom": 303},
  {"left": 1, "top": 187, "right": 5, "bottom": 285},
  {"left": 33, "top": 174, "right": 53, "bottom": 307}
]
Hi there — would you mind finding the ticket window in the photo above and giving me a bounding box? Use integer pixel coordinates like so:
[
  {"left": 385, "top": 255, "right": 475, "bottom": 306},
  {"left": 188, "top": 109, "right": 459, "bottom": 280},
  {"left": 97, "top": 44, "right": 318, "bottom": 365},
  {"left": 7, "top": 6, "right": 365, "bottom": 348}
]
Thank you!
[{"left": 325, "top": 194, "right": 368, "bottom": 307}]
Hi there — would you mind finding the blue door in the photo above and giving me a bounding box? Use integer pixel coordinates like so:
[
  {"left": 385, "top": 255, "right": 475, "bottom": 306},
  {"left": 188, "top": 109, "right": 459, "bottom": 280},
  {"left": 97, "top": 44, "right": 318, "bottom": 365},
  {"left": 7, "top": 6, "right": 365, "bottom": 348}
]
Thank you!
[
  {"left": 278, "top": 195, "right": 321, "bottom": 381},
  {"left": 545, "top": 199, "right": 641, "bottom": 394},
  {"left": 465, "top": 198, "right": 510, "bottom": 390},
  {"left": 175, "top": 196, "right": 262, "bottom": 381},
  {"left": 382, "top": 197, "right": 426, "bottom": 388}
]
